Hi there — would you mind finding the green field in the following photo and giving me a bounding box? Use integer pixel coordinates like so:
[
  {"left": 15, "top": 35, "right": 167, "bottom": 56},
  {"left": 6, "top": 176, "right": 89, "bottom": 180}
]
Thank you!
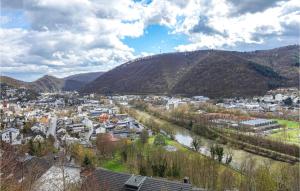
[
  {"left": 102, "top": 135, "right": 189, "bottom": 173},
  {"left": 102, "top": 154, "right": 127, "bottom": 172},
  {"left": 275, "top": 119, "right": 300, "bottom": 129},
  {"left": 269, "top": 119, "right": 300, "bottom": 145},
  {"left": 148, "top": 135, "right": 188, "bottom": 152}
]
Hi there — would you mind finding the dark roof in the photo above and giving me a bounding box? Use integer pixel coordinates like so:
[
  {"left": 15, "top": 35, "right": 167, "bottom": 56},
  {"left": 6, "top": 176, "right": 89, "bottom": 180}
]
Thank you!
[
  {"left": 15, "top": 156, "right": 52, "bottom": 181},
  {"left": 140, "top": 176, "right": 192, "bottom": 191},
  {"left": 82, "top": 167, "right": 131, "bottom": 190},
  {"left": 1, "top": 154, "right": 52, "bottom": 190},
  {"left": 82, "top": 168, "right": 192, "bottom": 191},
  {"left": 240, "top": 118, "right": 275, "bottom": 126}
]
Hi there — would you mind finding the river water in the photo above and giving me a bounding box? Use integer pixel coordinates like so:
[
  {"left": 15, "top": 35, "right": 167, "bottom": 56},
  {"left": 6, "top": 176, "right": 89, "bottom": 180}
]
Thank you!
[{"left": 134, "top": 109, "right": 284, "bottom": 170}]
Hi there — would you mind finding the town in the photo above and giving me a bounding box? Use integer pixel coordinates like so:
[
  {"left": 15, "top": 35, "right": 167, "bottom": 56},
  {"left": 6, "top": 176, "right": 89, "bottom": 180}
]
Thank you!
[
  {"left": 1, "top": 83, "right": 299, "bottom": 191},
  {"left": 2, "top": 0, "right": 300, "bottom": 190}
]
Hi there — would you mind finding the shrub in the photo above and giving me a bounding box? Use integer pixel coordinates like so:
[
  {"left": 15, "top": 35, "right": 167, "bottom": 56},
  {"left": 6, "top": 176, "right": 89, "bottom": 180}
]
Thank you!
[{"left": 154, "top": 134, "right": 166, "bottom": 146}]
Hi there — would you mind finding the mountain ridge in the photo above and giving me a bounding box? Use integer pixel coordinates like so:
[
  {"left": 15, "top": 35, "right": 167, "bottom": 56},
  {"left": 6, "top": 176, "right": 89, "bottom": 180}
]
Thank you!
[
  {"left": 0, "top": 72, "right": 104, "bottom": 92},
  {"left": 82, "top": 45, "right": 299, "bottom": 98},
  {"left": 1, "top": 45, "right": 298, "bottom": 97}
]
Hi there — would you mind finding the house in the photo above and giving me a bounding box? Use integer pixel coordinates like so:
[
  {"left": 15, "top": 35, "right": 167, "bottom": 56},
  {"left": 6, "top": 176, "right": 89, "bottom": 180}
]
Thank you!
[
  {"left": 34, "top": 165, "right": 81, "bottom": 191},
  {"left": 262, "top": 95, "right": 274, "bottom": 103},
  {"left": 66, "top": 123, "right": 86, "bottom": 134},
  {"left": 193, "top": 96, "right": 210, "bottom": 102},
  {"left": 95, "top": 127, "right": 106, "bottom": 134},
  {"left": 1, "top": 128, "right": 21, "bottom": 144},
  {"left": 82, "top": 168, "right": 195, "bottom": 191},
  {"left": 90, "top": 127, "right": 106, "bottom": 140},
  {"left": 275, "top": 94, "right": 288, "bottom": 102},
  {"left": 64, "top": 136, "right": 80, "bottom": 145},
  {"left": 57, "top": 128, "right": 67, "bottom": 135},
  {"left": 166, "top": 98, "right": 188, "bottom": 110},
  {"left": 54, "top": 99, "right": 65, "bottom": 107},
  {"left": 31, "top": 125, "right": 47, "bottom": 134},
  {"left": 82, "top": 118, "right": 93, "bottom": 127},
  {"left": 1, "top": 155, "right": 53, "bottom": 191},
  {"left": 89, "top": 108, "right": 109, "bottom": 116}
]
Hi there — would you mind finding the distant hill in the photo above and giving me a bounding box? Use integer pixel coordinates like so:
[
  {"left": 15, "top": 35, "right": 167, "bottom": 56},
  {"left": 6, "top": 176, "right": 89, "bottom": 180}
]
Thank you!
[
  {"left": 0, "top": 72, "right": 104, "bottom": 92},
  {"left": 64, "top": 72, "right": 104, "bottom": 82},
  {"left": 82, "top": 45, "right": 299, "bottom": 98},
  {"left": 0, "top": 76, "right": 30, "bottom": 89},
  {"left": 0, "top": 75, "right": 64, "bottom": 92},
  {"left": 31, "top": 75, "right": 65, "bottom": 92},
  {"left": 63, "top": 72, "right": 104, "bottom": 91}
]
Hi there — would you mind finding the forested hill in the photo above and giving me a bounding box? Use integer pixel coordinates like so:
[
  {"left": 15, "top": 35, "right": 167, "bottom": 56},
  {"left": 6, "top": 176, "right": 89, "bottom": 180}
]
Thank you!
[{"left": 82, "top": 45, "right": 299, "bottom": 98}]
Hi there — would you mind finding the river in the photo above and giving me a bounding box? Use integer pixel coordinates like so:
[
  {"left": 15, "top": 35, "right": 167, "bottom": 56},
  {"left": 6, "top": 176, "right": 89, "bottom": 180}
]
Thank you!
[{"left": 132, "top": 108, "right": 285, "bottom": 170}]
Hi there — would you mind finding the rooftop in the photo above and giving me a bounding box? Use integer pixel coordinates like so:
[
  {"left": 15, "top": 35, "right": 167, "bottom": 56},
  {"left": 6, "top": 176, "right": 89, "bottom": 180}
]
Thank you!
[
  {"left": 82, "top": 168, "right": 193, "bottom": 191},
  {"left": 240, "top": 118, "right": 275, "bottom": 126}
]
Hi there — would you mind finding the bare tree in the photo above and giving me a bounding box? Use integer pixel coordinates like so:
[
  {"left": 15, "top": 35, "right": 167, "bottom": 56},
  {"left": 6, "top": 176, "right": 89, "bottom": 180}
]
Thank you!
[{"left": 191, "top": 137, "right": 201, "bottom": 152}]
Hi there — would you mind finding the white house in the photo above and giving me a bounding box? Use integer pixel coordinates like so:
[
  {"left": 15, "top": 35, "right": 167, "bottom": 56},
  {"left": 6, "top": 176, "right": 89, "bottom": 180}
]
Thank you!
[
  {"left": 293, "top": 97, "right": 299, "bottom": 104},
  {"left": 275, "top": 94, "right": 288, "bottom": 102},
  {"left": 95, "top": 127, "right": 106, "bottom": 134},
  {"left": 166, "top": 98, "right": 187, "bottom": 110},
  {"left": 0, "top": 128, "right": 20, "bottom": 144},
  {"left": 82, "top": 118, "right": 93, "bottom": 129},
  {"left": 193, "top": 96, "right": 210, "bottom": 102},
  {"left": 33, "top": 165, "right": 81, "bottom": 191},
  {"left": 64, "top": 135, "right": 80, "bottom": 145},
  {"left": 31, "top": 125, "right": 47, "bottom": 134},
  {"left": 262, "top": 95, "right": 274, "bottom": 103}
]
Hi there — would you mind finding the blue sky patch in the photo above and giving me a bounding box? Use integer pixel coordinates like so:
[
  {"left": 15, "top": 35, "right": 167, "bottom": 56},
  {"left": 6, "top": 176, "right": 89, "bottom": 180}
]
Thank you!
[{"left": 123, "top": 24, "right": 189, "bottom": 54}]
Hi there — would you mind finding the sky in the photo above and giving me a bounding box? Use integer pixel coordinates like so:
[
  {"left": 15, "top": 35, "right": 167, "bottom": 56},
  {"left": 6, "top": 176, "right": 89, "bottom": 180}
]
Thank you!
[{"left": 0, "top": 0, "right": 299, "bottom": 81}]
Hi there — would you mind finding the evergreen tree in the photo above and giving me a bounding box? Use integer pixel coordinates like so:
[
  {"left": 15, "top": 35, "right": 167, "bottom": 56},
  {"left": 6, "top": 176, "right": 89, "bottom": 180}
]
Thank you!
[
  {"left": 28, "top": 139, "right": 36, "bottom": 155},
  {"left": 140, "top": 129, "right": 149, "bottom": 145},
  {"left": 83, "top": 154, "right": 92, "bottom": 167}
]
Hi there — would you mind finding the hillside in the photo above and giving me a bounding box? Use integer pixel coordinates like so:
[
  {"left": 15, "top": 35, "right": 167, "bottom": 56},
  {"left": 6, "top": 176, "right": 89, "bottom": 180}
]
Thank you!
[
  {"left": 0, "top": 76, "right": 30, "bottom": 89},
  {"left": 63, "top": 72, "right": 104, "bottom": 91},
  {"left": 237, "top": 45, "right": 299, "bottom": 86},
  {"left": 82, "top": 46, "right": 298, "bottom": 98},
  {"left": 0, "top": 75, "right": 64, "bottom": 92},
  {"left": 64, "top": 72, "right": 104, "bottom": 82},
  {"left": 0, "top": 72, "right": 104, "bottom": 93},
  {"left": 170, "top": 51, "right": 285, "bottom": 97},
  {"left": 31, "top": 75, "right": 65, "bottom": 92}
]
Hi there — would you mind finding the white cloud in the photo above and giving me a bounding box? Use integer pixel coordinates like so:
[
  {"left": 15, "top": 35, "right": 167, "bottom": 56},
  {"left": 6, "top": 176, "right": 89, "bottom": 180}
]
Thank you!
[
  {"left": 174, "top": 0, "right": 300, "bottom": 51},
  {"left": 0, "top": 0, "right": 299, "bottom": 80},
  {"left": 1, "top": 0, "right": 143, "bottom": 78}
]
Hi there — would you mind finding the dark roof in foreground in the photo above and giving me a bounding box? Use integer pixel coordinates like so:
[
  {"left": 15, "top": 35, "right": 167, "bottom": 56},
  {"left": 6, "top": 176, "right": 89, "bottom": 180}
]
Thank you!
[{"left": 82, "top": 168, "right": 193, "bottom": 191}]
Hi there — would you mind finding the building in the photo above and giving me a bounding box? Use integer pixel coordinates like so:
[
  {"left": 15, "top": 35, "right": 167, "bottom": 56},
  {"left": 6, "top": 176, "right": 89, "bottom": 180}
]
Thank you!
[
  {"left": 82, "top": 168, "right": 196, "bottom": 191},
  {"left": 0, "top": 128, "right": 20, "bottom": 144},
  {"left": 166, "top": 98, "right": 188, "bottom": 110},
  {"left": 66, "top": 123, "right": 86, "bottom": 133},
  {"left": 192, "top": 96, "right": 210, "bottom": 102},
  {"left": 1, "top": 155, "right": 53, "bottom": 190},
  {"left": 239, "top": 118, "right": 280, "bottom": 132},
  {"left": 34, "top": 165, "right": 81, "bottom": 191}
]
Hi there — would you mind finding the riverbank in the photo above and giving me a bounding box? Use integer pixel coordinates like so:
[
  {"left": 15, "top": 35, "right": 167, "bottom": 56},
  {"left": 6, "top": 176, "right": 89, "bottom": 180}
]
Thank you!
[{"left": 126, "top": 106, "right": 288, "bottom": 170}]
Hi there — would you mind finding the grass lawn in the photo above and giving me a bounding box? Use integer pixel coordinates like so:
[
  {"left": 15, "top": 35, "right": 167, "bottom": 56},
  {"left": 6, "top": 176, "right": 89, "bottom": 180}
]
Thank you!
[
  {"left": 102, "top": 154, "right": 127, "bottom": 173},
  {"left": 268, "top": 119, "right": 300, "bottom": 145},
  {"left": 274, "top": 119, "right": 300, "bottom": 129},
  {"left": 165, "top": 138, "right": 189, "bottom": 151},
  {"left": 148, "top": 135, "right": 188, "bottom": 152},
  {"left": 270, "top": 129, "right": 300, "bottom": 145}
]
